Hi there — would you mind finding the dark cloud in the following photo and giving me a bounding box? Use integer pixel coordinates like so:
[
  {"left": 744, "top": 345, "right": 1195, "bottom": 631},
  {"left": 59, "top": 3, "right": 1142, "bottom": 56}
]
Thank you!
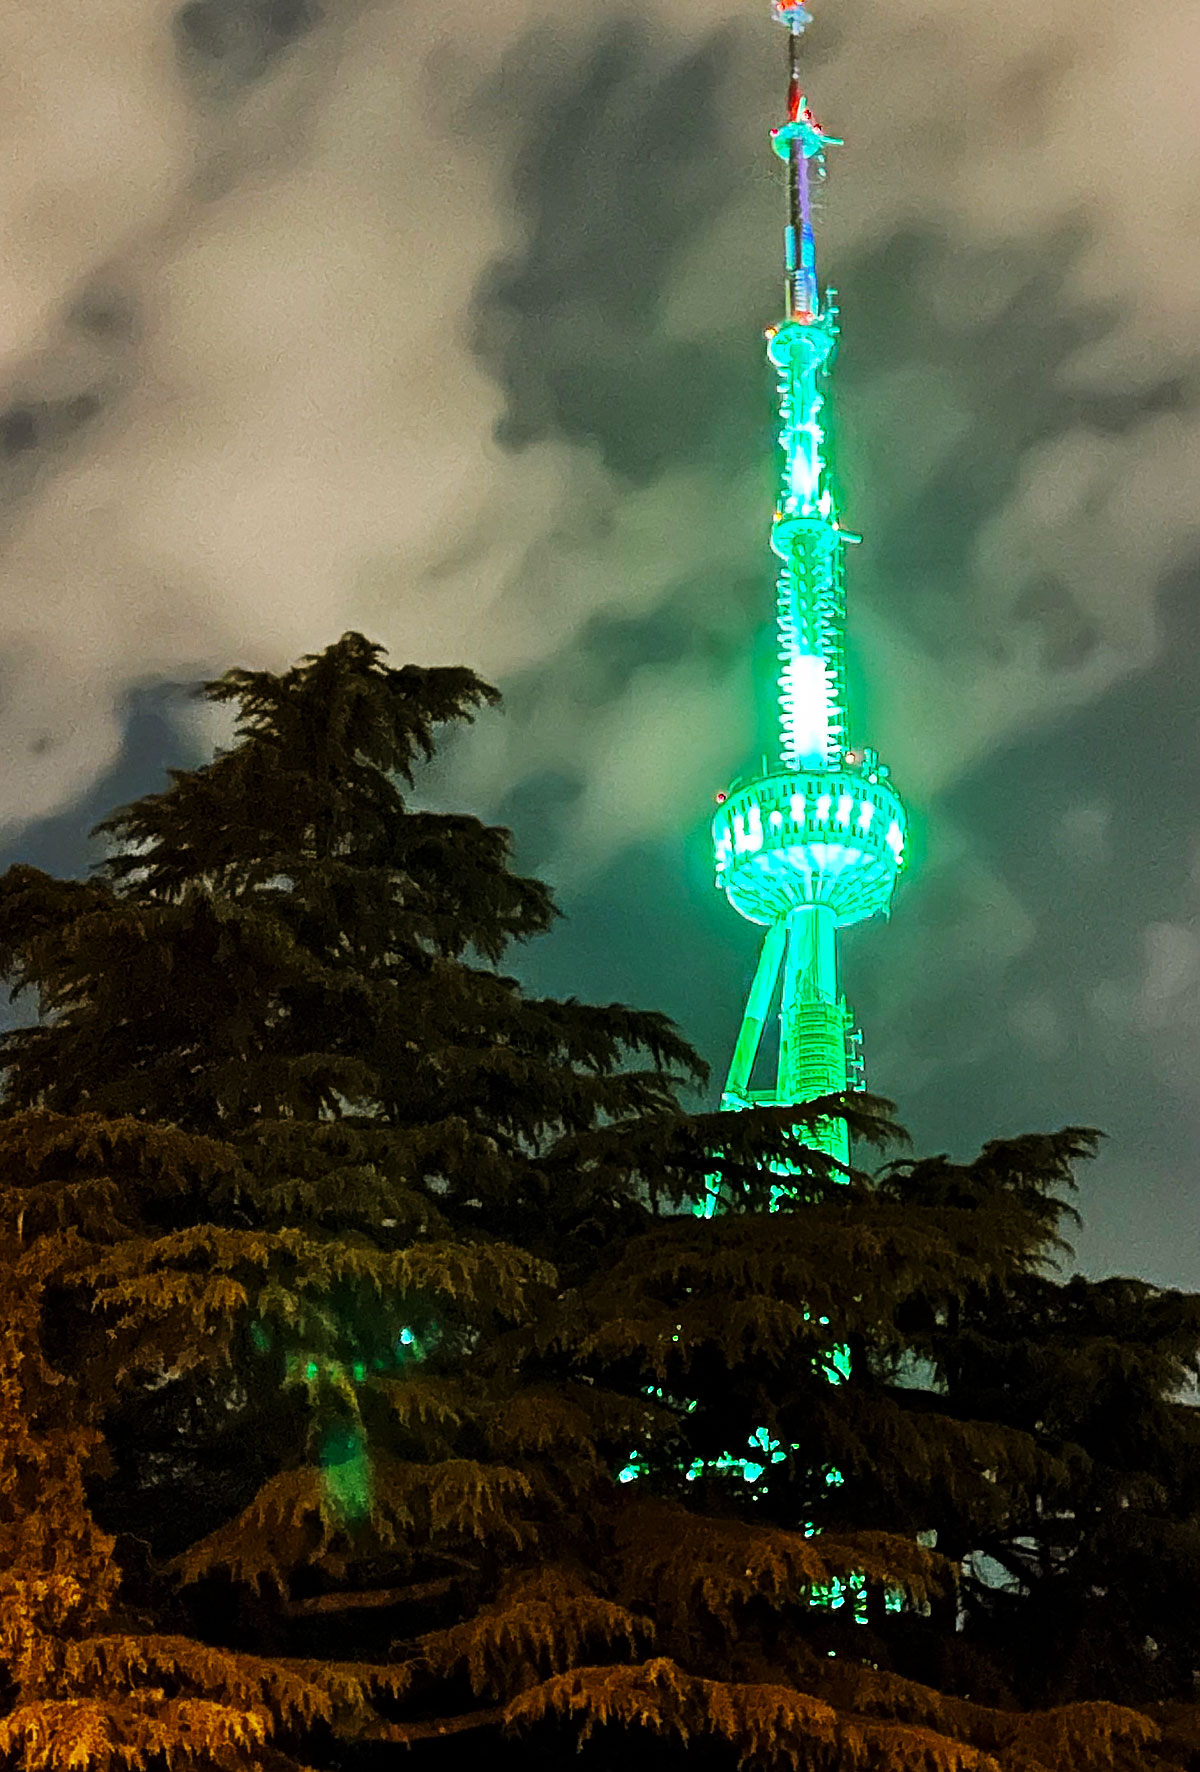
[
  {"left": 1012, "top": 576, "right": 1100, "bottom": 672},
  {"left": 67, "top": 284, "right": 141, "bottom": 344},
  {"left": 838, "top": 218, "right": 1183, "bottom": 661},
  {"left": 839, "top": 554, "right": 1200, "bottom": 1283},
  {"left": 175, "top": 0, "right": 323, "bottom": 97},
  {"left": 0, "top": 278, "right": 141, "bottom": 513},
  {"left": 474, "top": 22, "right": 759, "bottom": 481},
  {"left": 0, "top": 684, "right": 199, "bottom": 879},
  {"left": 0, "top": 394, "right": 98, "bottom": 467}
]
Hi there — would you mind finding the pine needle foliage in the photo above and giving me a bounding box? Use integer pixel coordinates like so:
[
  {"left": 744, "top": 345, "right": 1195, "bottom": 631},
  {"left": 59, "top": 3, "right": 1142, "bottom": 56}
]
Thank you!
[{"left": 0, "top": 634, "right": 1195, "bottom": 1772}]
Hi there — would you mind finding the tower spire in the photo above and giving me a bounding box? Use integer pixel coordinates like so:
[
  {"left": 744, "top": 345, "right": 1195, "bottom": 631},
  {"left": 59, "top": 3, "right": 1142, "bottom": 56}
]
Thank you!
[{"left": 709, "top": 0, "right": 908, "bottom": 1175}]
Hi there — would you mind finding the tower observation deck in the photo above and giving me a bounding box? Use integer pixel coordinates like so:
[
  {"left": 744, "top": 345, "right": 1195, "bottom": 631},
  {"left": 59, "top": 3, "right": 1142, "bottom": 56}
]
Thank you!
[{"left": 711, "top": 0, "right": 908, "bottom": 1168}]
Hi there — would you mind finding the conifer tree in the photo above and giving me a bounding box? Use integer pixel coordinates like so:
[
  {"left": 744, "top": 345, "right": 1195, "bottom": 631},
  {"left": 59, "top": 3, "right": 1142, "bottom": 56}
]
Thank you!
[
  {"left": 869, "top": 1153, "right": 1200, "bottom": 1709},
  {"left": 0, "top": 633, "right": 1194, "bottom": 1772}
]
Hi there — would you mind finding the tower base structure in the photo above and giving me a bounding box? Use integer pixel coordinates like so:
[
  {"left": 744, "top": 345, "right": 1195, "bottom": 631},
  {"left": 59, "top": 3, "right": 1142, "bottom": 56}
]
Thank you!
[
  {"left": 713, "top": 753, "right": 905, "bottom": 1170},
  {"left": 723, "top": 903, "right": 852, "bottom": 1165}
]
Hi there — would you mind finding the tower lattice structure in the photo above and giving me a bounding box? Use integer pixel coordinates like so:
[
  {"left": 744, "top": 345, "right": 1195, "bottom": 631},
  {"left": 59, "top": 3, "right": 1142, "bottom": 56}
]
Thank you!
[{"left": 711, "top": 0, "right": 908, "bottom": 1168}]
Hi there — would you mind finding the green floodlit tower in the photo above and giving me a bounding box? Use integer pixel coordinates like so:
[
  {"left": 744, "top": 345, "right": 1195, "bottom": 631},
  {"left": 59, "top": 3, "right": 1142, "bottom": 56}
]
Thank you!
[{"left": 711, "top": 0, "right": 908, "bottom": 1168}]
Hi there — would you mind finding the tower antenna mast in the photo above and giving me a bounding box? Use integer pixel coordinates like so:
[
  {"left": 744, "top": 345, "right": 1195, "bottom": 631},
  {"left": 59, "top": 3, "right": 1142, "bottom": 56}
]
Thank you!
[{"left": 710, "top": 0, "right": 908, "bottom": 1174}]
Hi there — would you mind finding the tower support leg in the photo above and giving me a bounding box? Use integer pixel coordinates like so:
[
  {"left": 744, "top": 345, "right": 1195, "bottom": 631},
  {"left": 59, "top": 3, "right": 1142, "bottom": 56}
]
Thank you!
[
  {"left": 778, "top": 904, "right": 850, "bottom": 1166},
  {"left": 722, "top": 921, "right": 788, "bottom": 1108}
]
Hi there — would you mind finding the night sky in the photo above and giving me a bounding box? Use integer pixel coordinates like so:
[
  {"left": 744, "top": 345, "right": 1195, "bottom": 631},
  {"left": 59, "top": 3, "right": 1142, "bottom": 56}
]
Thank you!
[{"left": 2, "top": 0, "right": 1198, "bottom": 1285}]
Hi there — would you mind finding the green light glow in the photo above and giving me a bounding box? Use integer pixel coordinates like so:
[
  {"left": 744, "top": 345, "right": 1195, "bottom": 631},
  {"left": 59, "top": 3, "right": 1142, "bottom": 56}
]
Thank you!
[
  {"left": 708, "top": 7, "right": 910, "bottom": 1173},
  {"left": 820, "top": 1342, "right": 852, "bottom": 1385},
  {"left": 809, "top": 1572, "right": 869, "bottom": 1623},
  {"left": 320, "top": 1425, "right": 372, "bottom": 1523}
]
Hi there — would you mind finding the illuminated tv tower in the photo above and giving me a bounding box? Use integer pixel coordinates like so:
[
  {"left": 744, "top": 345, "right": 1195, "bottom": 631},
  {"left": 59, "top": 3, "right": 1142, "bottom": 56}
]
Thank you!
[{"left": 710, "top": 0, "right": 908, "bottom": 1167}]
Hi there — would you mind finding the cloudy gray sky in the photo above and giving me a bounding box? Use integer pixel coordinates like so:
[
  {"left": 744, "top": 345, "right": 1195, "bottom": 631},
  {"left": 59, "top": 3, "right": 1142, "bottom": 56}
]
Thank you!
[{"left": 2, "top": 0, "right": 1199, "bottom": 1284}]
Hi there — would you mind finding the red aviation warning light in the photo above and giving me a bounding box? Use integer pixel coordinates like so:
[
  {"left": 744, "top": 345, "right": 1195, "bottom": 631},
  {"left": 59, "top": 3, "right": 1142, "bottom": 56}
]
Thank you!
[{"left": 772, "top": 0, "right": 814, "bottom": 28}]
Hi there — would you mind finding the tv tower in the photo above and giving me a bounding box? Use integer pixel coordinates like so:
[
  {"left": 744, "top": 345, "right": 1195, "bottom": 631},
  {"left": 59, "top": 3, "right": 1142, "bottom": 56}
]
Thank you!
[{"left": 711, "top": 0, "right": 908, "bottom": 1167}]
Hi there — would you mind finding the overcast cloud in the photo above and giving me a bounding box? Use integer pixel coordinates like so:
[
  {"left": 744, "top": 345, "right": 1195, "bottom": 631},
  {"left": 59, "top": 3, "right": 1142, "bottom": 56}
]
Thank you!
[{"left": 1, "top": 0, "right": 1198, "bottom": 1284}]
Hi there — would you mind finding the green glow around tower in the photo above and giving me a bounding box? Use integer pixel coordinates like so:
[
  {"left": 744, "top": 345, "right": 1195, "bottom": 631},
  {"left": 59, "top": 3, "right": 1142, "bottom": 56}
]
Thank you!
[{"left": 711, "top": 0, "right": 909, "bottom": 1168}]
